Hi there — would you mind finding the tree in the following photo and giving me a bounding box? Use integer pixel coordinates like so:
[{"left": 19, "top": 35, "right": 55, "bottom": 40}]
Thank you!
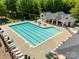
[
  {"left": 33, "top": 0, "right": 41, "bottom": 14},
  {"left": 16, "top": 0, "right": 32, "bottom": 15},
  {"left": 53, "top": 0, "right": 63, "bottom": 12},
  {"left": 70, "top": 3, "right": 79, "bottom": 19},
  {"left": 5, "top": 0, "right": 79, "bottom": 19},
  {"left": 6, "top": 0, "right": 16, "bottom": 13},
  {"left": 62, "top": 0, "right": 76, "bottom": 13},
  {"left": 0, "top": 0, "right": 6, "bottom": 18},
  {"left": 39, "top": 0, "right": 47, "bottom": 12},
  {"left": 40, "top": 0, "right": 64, "bottom": 13},
  {"left": 16, "top": 0, "right": 41, "bottom": 18}
]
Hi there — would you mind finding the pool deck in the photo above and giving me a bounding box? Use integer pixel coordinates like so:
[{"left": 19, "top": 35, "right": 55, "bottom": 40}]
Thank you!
[{"left": 0, "top": 21, "right": 72, "bottom": 59}]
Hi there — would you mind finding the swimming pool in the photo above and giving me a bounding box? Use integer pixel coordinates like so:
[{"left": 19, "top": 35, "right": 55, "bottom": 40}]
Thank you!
[{"left": 9, "top": 22, "right": 61, "bottom": 48}]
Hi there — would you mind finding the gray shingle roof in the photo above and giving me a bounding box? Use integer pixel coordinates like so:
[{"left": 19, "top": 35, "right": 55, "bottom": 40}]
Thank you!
[
  {"left": 56, "top": 34, "right": 79, "bottom": 50},
  {"left": 40, "top": 12, "right": 75, "bottom": 22}
]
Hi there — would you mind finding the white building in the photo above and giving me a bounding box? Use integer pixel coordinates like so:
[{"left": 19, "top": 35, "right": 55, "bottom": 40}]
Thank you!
[{"left": 40, "top": 12, "right": 75, "bottom": 27}]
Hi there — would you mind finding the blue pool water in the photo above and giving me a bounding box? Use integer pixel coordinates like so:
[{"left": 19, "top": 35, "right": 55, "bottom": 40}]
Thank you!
[{"left": 10, "top": 22, "right": 61, "bottom": 47}]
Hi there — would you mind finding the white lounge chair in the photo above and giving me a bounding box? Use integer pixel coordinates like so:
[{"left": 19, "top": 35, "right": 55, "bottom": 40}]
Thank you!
[
  {"left": 11, "top": 48, "right": 19, "bottom": 52},
  {"left": 15, "top": 55, "right": 25, "bottom": 59},
  {"left": 4, "top": 38, "right": 13, "bottom": 43},
  {"left": 11, "top": 48, "right": 25, "bottom": 59},
  {"left": 9, "top": 44, "right": 15, "bottom": 48},
  {"left": 5, "top": 40, "right": 16, "bottom": 49},
  {"left": 8, "top": 43, "right": 16, "bottom": 48},
  {"left": 5, "top": 36, "right": 12, "bottom": 41},
  {"left": 5, "top": 39, "right": 13, "bottom": 44},
  {"left": 18, "top": 56, "right": 25, "bottom": 59},
  {"left": 0, "top": 30, "right": 4, "bottom": 34},
  {"left": 1, "top": 33, "right": 7, "bottom": 38},
  {"left": 14, "top": 50, "right": 21, "bottom": 55},
  {"left": 14, "top": 53, "right": 24, "bottom": 59},
  {"left": 8, "top": 42, "right": 15, "bottom": 46},
  {"left": 4, "top": 36, "right": 9, "bottom": 40},
  {"left": 10, "top": 45, "right": 16, "bottom": 50}
]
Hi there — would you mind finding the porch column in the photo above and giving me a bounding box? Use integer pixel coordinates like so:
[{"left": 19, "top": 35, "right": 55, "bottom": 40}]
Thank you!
[
  {"left": 70, "top": 22, "right": 74, "bottom": 27},
  {"left": 62, "top": 22, "right": 64, "bottom": 27},
  {"left": 56, "top": 20, "right": 58, "bottom": 25},
  {"left": 52, "top": 20, "right": 54, "bottom": 24},
  {"left": 66, "top": 21, "right": 68, "bottom": 26},
  {"left": 45, "top": 19, "right": 47, "bottom": 22}
]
